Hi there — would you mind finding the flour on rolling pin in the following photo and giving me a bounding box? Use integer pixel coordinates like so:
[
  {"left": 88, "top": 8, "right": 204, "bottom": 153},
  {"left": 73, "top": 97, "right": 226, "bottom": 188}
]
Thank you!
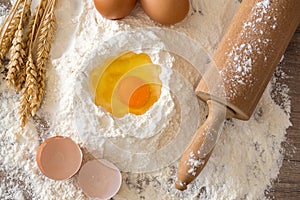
[
  {"left": 197, "top": 0, "right": 300, "bottom": 120},
  {"left": 177, "top": 0, "right": 300, "bottom": 191},
  {"left": 222, "top": 0, "right": 279, "bottom": 97}
]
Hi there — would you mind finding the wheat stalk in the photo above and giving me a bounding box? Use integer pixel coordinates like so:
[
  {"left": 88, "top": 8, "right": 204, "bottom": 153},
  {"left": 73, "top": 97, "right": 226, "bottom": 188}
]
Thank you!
[
  {"left": 19, "top": 0, "right": 47, "bottom": 126},
  {"left": 0, "top": 0, "right": 23, "bottom": 41},
  {"left": 21, "top": 0, "right": 47, "bottom": 119},
  {"left": 19, "top": 87, "right": 30, "bottom": 128},
  {"left": 20, "top": 0, "right": 56, "bottom": 122},
  {"left": 19, "top": 53, "right": 38, "bottom": 127},
  {"left": 0, "top": 13, "right": 21, "bottom": 56},
  {"left": 0, "top": 0, "right": 24, "bottom": 62},
  {"left": 6, "top": 0, "right": 32, "bottom": 91},
  {"left": 25, "top": 0, "right": 47, "bottom": 54},
  {"left": 6, "top": 28, "right": 26, "bottom": 90},
  {"left": 0, "top": 0, "right": 22, "bottom": 70},
  {"left": 23, "top": 0, "right": 32, "bottom": 26},
  {"left": 1, "top": 0, "right": 57, "bottom": 127},
  {"left": 31, "top": 0, "right": 56, "bottom": 115}
]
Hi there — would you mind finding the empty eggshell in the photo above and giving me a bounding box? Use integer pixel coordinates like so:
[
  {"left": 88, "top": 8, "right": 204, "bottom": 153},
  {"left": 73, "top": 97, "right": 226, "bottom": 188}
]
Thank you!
[
  {"left": 36, "top": 136, "right": 82, "bottom": 181},
  {"left": 141, "top": 0, "right": 190, "bottom": 25},
  {"left": 78, "top": 160, "right": 122, "bottom": 199},
  {"left": 94, "top": 0, "right": 137, "bottom": 20}
]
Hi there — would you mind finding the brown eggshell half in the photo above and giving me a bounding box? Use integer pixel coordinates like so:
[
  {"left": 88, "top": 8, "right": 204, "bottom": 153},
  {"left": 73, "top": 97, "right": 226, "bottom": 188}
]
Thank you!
[
  {"left": 36, "top": 136, "right": 82, "bottom": 180},
  {"left": 78, "top": 160, "right": 122, "bottom": 199}
]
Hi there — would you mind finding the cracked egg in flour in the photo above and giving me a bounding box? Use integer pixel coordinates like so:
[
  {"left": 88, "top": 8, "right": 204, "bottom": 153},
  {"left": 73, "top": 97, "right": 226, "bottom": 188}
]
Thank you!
[
  {"left": 90, "top": 51, "right": 163, "bottom": 118},
  {"left": 74, "top": 29, "right": 203, "bottom": 172}
]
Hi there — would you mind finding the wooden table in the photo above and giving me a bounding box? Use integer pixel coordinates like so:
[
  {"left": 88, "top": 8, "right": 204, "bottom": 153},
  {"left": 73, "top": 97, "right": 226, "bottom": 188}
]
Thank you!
[{"left": 268, "top": 26, "right": 300, "bottom": 199}]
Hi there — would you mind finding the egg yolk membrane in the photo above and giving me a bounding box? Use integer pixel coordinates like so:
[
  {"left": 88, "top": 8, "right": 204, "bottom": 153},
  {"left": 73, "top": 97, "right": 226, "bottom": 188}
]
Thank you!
[{"left": 89, "top": 51, "right": 162, "bottom": 117}]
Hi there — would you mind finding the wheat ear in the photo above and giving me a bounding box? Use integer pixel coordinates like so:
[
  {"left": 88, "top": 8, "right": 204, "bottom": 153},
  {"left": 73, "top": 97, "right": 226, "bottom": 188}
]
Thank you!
[
  {"left": 19, "top": 0, "right": 46, "bottom": 126},
  {"left": 0, "top": 0, "right": 24, "bottom": 62},
  {"left": 0, "top": 0, "right": 23, "bottom": 42},
  {"left": 19, "top": 0, "right": 39, "bottom": 126},
  {"left": 19, "top": 87, "right": 30, "bottom": 128},
  {"left": 25, "top": 0, "right": 47, "bottom": 54},
  {"left": 19, "top": 53, "right": 38, "bottom": 127},
  {"left": 31, "top": 0, "right": 57, "bottom": 115},
  {"left": 0, "top": 0, "right": 19, "bottom": 69},
  {"left": 6, "top": 0, "right": 32, "bottom": 91},
  {"left": 6, "top": 27, "right": 26, "bottom": 90}
]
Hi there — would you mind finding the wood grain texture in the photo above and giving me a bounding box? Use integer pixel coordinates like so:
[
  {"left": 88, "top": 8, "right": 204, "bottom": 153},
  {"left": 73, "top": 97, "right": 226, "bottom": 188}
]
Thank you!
[{"left": 268, "top": 25, "right": 300, "bottom": 200}]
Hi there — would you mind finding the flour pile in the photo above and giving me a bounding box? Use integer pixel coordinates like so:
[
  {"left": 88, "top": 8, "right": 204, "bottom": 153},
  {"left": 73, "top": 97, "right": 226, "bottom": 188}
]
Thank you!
[{"left": 0, "top": 0, "right": 291, "bottom": 199}]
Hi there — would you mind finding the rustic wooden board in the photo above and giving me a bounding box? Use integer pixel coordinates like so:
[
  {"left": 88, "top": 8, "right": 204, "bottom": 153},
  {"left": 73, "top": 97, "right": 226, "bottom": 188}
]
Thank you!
[{"left": 268, "top": 25, "right": 300, "bottom": 200}]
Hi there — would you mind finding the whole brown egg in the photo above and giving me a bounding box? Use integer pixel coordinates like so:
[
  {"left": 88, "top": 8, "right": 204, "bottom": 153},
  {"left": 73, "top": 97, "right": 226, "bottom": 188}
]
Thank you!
[
  {"left": 94, "top": 0, "right": 138, "bottom": 20},
  {"left": 141, "top": 0, "right": 190, "bottom": 25}
]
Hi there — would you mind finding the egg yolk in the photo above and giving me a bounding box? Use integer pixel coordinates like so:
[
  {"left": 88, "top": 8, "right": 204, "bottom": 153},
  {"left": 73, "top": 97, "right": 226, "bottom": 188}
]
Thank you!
[
  {"left": 89, "top": 51, "right": 162, "bottom": 117},
  {"left": 117, "top": 76, "right": 151, "bottom": 108}
]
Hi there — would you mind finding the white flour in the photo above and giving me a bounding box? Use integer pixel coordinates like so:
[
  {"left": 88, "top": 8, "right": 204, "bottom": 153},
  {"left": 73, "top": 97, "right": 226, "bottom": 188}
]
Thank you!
[
  {"left": 78, "top": 47, "right": 176, "bottom": 139},
  {"left": 0, "top": 0, "right": 291, "bottom": 199}
]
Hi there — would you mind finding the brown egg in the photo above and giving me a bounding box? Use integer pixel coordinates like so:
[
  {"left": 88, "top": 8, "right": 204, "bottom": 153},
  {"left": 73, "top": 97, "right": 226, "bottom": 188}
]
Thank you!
[
  {"left": 94, "top": 0, "right": 138, "bottom": 20},
  {"left": 141, "top": 0, "right": 190, "bottom": 25},
  {"left": 36, "top": 136, "right": 82, "bottom": 180}
]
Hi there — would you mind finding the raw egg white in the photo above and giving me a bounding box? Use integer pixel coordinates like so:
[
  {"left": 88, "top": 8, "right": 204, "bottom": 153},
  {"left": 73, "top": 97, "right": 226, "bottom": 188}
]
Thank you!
[
  {"left": 94, "top": 0, "right": 137, "bottom": 19},
  {"left": 90, "top": 51, "right": 162, "bottom": 118},
  {"left": 141, "top": 0, "right": 190, "bottom": 25}
]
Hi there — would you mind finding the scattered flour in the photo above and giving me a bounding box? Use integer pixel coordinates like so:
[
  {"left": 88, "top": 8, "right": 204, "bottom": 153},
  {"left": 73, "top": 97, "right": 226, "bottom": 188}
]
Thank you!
[{"left": 0, "top": 0, "right": 291, "bottom": 199}]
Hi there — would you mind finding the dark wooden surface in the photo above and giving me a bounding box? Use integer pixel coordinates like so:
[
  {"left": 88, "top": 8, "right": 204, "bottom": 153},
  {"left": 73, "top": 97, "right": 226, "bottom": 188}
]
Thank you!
[{"left": 268, "top": 25, "right": 300, "bottom": 199}]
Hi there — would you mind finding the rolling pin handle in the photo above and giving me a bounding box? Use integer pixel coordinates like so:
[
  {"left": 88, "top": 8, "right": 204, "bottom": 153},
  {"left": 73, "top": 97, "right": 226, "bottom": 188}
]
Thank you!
[{"left": 175, "top": 100, "right": 226, "bottom": 190}]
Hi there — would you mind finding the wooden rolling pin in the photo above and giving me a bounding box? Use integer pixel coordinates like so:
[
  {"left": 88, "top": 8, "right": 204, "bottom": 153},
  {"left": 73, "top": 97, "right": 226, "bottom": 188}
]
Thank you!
[{"left": 175, "top": 0, "right": 300, "bottom": 190}]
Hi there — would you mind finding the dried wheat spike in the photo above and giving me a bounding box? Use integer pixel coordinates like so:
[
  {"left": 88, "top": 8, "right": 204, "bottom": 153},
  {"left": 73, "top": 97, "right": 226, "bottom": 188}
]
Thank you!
[
  {"left": 24, "top": 53, "right": 39, "bottom": 117},
  {"left": 25, "top": 0, "right": 47, "bottom": 52},
  {"left": 0, "top": 0, "right": 24, "bottom": 69},
  {"left": 32, "top": 4, "right": 57, "bottom": 114},
  {"left": 0, "top": 7, "right": 23, "bottom": 60},
  {"left": 23, "top": 0, "right": 32, "bottom": 25},
  {"left": 19, "top": 87, "right": 30, "bottom": 128},
  {"left": 6, "top": 28, "right": 26, "bottom": 91},
  {"left": 6, "top": 0, "right": 31, "bottom": 91},
  {"left": 20, "top": 0, "right": 48, "bottom": 125}
]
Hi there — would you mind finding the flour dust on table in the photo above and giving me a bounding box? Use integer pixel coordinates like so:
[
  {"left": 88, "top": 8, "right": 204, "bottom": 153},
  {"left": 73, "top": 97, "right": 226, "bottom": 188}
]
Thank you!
[{"left": 0, "top": 0, "right": 291, "bottom": 199}]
